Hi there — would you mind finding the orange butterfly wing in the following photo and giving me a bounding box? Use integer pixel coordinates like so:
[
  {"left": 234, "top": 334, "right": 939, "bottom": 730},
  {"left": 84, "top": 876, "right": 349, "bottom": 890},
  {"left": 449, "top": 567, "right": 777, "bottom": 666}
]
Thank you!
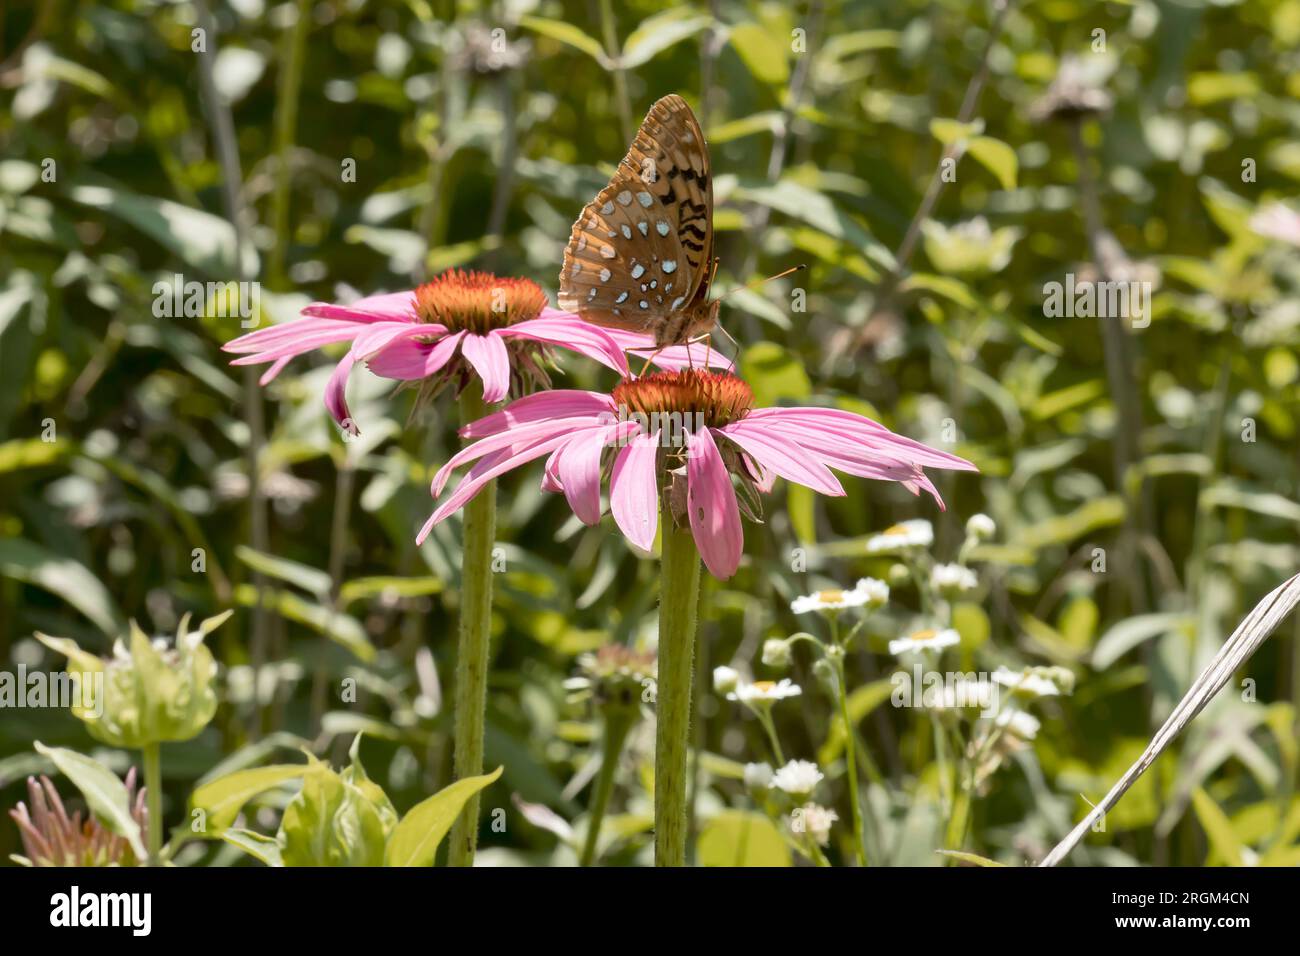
[{"left": 558, "top": 94, "right": 714, "bottom": 343}]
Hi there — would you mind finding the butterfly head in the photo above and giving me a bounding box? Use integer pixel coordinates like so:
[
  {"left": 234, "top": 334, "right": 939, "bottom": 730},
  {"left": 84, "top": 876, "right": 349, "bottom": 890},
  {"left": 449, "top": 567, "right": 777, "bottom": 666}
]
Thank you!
[{"left": 656, "top": 296, "right": 720, "bottom": 347}]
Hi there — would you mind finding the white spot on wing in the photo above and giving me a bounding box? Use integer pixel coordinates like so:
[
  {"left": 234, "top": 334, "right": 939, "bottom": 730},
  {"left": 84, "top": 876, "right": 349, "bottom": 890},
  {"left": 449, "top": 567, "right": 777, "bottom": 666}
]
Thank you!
[
  {"left": 637, "top": 191, "right": 653, "bottom": 207},
  {"left": 630, "top": 264, "right": 645, "bottom": 279},
  {"left": 617, "top": 190, "right": 632, "bottom": 206},
  {"left": 656, "top": 221, "right": 670, "bottom": 236},
  {"left": 662, "top": 260, "right": 677, "bottom": 274}
]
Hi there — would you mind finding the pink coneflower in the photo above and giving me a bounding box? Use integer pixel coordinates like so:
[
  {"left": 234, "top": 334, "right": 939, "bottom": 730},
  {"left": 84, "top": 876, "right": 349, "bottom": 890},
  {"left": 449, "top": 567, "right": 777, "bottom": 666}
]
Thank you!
[
  {"left": 418, "top": 369, "right": 977, "bottom": 579},
  {"left": 223, "top": 270, "right": 724, "bottom": 427}
]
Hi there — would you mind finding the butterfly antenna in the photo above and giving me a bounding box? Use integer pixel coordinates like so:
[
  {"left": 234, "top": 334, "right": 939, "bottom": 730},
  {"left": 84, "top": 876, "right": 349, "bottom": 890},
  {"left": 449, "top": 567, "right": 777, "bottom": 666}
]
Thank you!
[{"left": 718, "top": 263, "right": 807, "bottom": 301}]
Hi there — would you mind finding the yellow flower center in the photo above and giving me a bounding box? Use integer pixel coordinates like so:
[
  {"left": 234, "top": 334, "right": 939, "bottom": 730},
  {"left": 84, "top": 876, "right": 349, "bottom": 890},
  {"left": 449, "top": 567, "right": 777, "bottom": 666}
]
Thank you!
[
  {"left": 751, "top": 681, "right": 777, "bottom": 693},
  {"left": 911, "top": 629, "right": 937, "bottom": 642},
  {"left": 816, "top": 589, "right": 844, "bottom": 604}
]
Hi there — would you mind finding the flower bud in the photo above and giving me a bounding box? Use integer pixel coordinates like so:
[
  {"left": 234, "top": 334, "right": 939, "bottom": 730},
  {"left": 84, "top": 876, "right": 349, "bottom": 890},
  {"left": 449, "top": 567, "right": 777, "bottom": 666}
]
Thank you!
[
  {"left": 280, "top": 738, "right": 397, "bottom": 867},
  {"left": 966, "top": 513, "right": 996, "bottom": 541},
  {"left": 712, "top": 665, "right": 740, "bottom": 695},
  {"left": 762, "top": 638, "right": 793, "bottom": 669},
  {"left": 36, "top": 611, "right": 229, "bottom": 749}
]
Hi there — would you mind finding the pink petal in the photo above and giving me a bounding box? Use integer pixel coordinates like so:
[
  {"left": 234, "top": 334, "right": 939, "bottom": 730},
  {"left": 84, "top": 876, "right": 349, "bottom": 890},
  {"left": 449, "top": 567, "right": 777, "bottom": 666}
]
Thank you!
[
  {"left": 687, "top": 428, "right": 744, "bottom": 579},
  {"left": 301, "top": 290, "right": 419, "bottom": 323},
  {"left": 225, "top": 318, "right": 363, "bottom": 362},
  {"left": 418, "top": 430, "right": 576, "bottom": 542},
  {"left": 461, "top": 332, "right": 513, "bottom": 403},
  {"left": 368, "top": 330, "right": 464, "bottom": 380},
  {"left": 462, "top": 390, "right": 617, "bottom": 439},
  {"left": 609, "top": 431, "right": 660, "bottom": 552},
  {"left": 432, "top": 415, "right": 610, "bottom": 497},
  {"left": 600, "top": 328, "right": 733, "bottom": 372},
  {"left": 555, "top": 422, "right": 637, "bottom": 524},
  {"left": 717, "top": 422, "right": 845, "bottom": 496},
  {"left": 746, "top": 407, "right": 977, "bottom": 472},
  {"left": 497, "top": 315, "right": 630, "bottom": 375},
  {"left": 324, "top": 351, "right": 358, "bottom": 429}
]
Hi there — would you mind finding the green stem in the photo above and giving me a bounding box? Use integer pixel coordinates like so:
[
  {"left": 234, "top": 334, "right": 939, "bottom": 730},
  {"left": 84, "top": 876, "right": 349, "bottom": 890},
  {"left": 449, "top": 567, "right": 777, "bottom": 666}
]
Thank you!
[
  {"left": 754, "top": 708, "right": 785, "bottom": 765},
  {"left": 654, "top": 501, "right": 701, "bottom": 867},
  {"left": 597, "top": 0, "right": 633, "bottom": 142},
  {"left": 142, "top": 743, "right": 162, "bottom": 866},
  {"left": 579, "top": 710, "right": 634, "bottom": 867},
  {"left": 447, "top": 388, "right": 498, "bottom": 867},
  {"left": 268, "top": 0, "right": 310, "bottom": 289},
  {"left": 833, "top": 658, "right": 867, "bottom": 866}
]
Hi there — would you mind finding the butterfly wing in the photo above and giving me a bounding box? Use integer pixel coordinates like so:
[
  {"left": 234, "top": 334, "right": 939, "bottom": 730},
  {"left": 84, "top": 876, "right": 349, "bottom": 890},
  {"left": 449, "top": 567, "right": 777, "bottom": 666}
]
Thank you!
[{"left": 558, "top": 94, "right": 713, "bottom": 339}]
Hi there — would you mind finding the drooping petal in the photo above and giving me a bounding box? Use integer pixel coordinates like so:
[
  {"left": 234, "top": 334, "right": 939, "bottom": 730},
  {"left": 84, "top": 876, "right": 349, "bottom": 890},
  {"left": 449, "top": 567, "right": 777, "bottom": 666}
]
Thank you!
[
  {"left": 461, "top": 390, "right": 617, "bottom": 439},
  {"left": 461, "top": 332, "right": 513, "bottom": 403},
  {"left": 418, "top": 430, "right": 577, "bottom": 542},
  {"left": 686, "top": 427, "right": 744, "bottom": 579},
  {"left": 496, "top": 313, "right": 630, "bottom": 375},
  {"left": 746, "top": 407, "right": 977, "bottom": 472},
  {"left": 367, "top": 330, "right": 464, "bottom": 380},
  {"left": 351, "top": 322, "right": 446, "bottom": 359},
  {"left": 324, "top": 351, "right": 358, "bottom": 428},
  {"left": 431, "top": 414, "right": 611, "bottom": 497},
  {"left": 609, "top": 431, "right": 660, "bottom": 552},
  {"left": 717, "top": 422, "right": 845, "bottom": 496},
  {"left": 555, "top": 421, "right": 639, "bottom": 524}
]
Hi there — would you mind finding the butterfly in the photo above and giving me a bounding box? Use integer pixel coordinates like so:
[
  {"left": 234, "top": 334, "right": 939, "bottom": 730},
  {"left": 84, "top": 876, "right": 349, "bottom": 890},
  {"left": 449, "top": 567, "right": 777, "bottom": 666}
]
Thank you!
[{"left": 558, "top": 94, "right": 719, "bottom": 348}]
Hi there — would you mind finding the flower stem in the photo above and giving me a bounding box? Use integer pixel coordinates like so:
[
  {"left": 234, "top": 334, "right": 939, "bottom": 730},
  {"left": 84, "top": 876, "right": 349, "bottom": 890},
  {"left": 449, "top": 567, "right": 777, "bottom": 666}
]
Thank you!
[
  {"left": 832, "top": 658, "right": 867, "bottom": 866},
  {"left": 655, "top": 501, "right": 701, "bottom": 867},
  {"left": 579, "top": 710, "right": 634, "bottom": 867},
  {"left": 142, "top": 743, "right": 162, "bottom": 866},
  {"left": 447, "top": 387, "right": 498, "bottom": 867}
]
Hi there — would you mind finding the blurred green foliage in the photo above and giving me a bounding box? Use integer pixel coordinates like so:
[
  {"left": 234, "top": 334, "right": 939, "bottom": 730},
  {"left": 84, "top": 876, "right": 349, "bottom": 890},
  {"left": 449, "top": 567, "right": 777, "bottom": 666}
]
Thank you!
[{"left": 3, "top": 0, "right": 1300, "bottom": 866}]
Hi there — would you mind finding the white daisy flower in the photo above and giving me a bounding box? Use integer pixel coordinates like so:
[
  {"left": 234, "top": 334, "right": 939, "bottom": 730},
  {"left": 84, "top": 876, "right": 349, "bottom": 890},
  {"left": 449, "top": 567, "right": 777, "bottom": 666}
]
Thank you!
[
  {"left": 865, "top": 519, "right": 933, "bottom": 555},
  {"left": 790, "top": 577, "right": 889, "bottom": 615},
  {"left": 729, "top": 678, "right": 802, "bottom": 705},
  {"left": 965, "top": 513, "right": 996, "bottom": 541},
  {"left": 931, "top": 563, "right": 978, "bottom": 596},
  {"left": 934, "top": 678, "right": 997, "bottom": 711},
  {"left": 796, "top": 803, "right": 839, "bottom": 846},
  {"left": 995, "top": 708, "right": 1041, "bottom": 740},
  {"left": 771, "top": 759, "right": 823, "bottom": 797},
  {"left": 993, "top": 665, "right": 1069, "bottom": 698},
  {"left": 888, "top": 627, "right": 960, "bottom": 656},
  {"left": 743, "top": 762, "right": 774, "bottom": 789},
  {"left": 712, "top": 665, "right": 740, "bottom": 695}
]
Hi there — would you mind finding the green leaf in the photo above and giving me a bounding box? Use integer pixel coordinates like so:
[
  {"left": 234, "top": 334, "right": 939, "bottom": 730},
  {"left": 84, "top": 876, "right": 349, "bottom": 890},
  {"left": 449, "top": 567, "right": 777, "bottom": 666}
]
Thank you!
[
  {"left": 1191, "top": 787, "right": 1243, "bottom": 866},
  {"left": 0, "top": 538, "right": 125, "bottom": 636},
  {"left": 235, "top": 546, "right": 332, "bottom": 599},
  {"left": 697, "top": 810, "right": 790, "bottom": 866},
  {"left": 190, "top": 764, "right": 309, "bottom": 832},
  {"left": 34, "top": 743, "right": 147, "bottom": 862},
  {"left": 520, "top": 17, "right": 611, "bottom": 68},
  {"left": 620, "top": 11, "right": 710, "bottom": 69},
  {"left": 967, "top": 136, "right": 1018, "bottom": 190},
  {"left": 1093, "top": 613, "right": 1192, "bottom": 671},
  {"left": 929, "top": 117, "right": 984, "bottom": 145},
  {"left": 936, "top": 849, "right": 1006, "bottom": 867},
  {"left": 65, "top": 184, "right": 258, "bottom": 277},
  {"left": 728, "top": 23, "right": 789, "bottom": 86},
  {"left": 219, "top": 828, "right": 284, "bottom": 867},
  {"left": 741, "top": 341, "right": 811, "bottom": 407},
  {"left": 384, "top": 766, "right": 504, "bottom": 867},
  {"left": 0, "top": 437, "right": 67, "bottom": 474},
  {"left": 339, "top": 575, "right": 443, "bottom": 608}
]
